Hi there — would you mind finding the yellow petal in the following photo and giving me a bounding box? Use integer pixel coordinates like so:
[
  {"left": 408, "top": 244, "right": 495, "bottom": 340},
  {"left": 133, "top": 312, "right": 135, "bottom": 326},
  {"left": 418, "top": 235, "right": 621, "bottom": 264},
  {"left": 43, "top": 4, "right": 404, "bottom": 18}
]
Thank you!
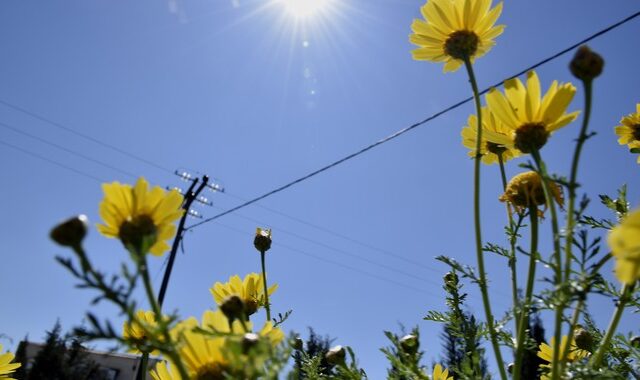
[
  {"left": 525, "top": 71, "right": 541, "bottom": 120},
  {"left": 486, "top": 88, "right": 519, "bottom": 128}
]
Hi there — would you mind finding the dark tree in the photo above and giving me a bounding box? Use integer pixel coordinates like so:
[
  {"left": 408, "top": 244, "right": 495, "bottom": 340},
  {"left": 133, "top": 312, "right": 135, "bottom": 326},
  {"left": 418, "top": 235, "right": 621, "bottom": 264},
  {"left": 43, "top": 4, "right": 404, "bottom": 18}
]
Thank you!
[{"left": 18, "top": 322, "right": 105, "bottom": 380}]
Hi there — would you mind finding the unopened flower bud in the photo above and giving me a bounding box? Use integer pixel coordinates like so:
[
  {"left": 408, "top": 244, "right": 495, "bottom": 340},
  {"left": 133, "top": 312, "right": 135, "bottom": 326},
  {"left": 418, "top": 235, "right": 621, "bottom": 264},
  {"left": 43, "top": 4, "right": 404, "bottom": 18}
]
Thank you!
[
  {"left": 50, "top": 215, "right": 89, "bottom": 248},
  {"left": 444, "top": 271, "right": 458, "bottom": 287},
  {"left": 574, "top": 327, "right": 594, "bottom": 351},
  {"left": 399, "top": 334, "right": 419, "bottom": 354},
  {"left": 325, "top": 345, "right": 346, "bottom": 366},
  {"left": 220, "top": 295, "right": 245, "bottom": 322},
  {"left": 242, "top": 333, "right": 260, "bottom": 353},
  {"left": 570, "top": 45, "right": 604, "bottom": 82},
  {"left": 630, "top": 336, "right": 640, "bottom": 348},
  {"left": 254, "top": 228, "right": 272, "bottom": 253},
  {"left": 292, "top": 337, "right": 304, "bottom": 351}
]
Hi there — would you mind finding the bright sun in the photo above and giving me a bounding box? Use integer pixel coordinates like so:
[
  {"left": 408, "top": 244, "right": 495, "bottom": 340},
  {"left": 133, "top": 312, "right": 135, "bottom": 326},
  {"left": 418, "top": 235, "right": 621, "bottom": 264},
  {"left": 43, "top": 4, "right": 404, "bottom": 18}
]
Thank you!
[{"left": 278, "top": 0, "right": 332, "bottom": 19}]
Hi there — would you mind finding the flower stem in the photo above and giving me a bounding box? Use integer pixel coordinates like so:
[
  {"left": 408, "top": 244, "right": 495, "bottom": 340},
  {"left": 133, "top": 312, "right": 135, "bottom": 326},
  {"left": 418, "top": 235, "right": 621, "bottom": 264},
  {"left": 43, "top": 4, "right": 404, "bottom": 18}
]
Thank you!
[
  {"left": 530, "top": 149, "right": 563, "bottom": 380},
  {"left": 590, "top": 283, "right": 634, "bottom": 368},
  {"left": 260, "top": 250, "right": 272, "bottom": 322},
  {"left": 139, "top": 256, "right": 189, "bottom": 380},
  {"left": 463, "top": 57, "right": 508, "bottom": 380},
  {"left": 560, "top": 253, "right": 612, "bottom": 365},
  {"left": 499, "top": 155, "right": 519, "bottom": 330},
  {"left": 564, "top": 79, "right": 592, "bottom": 283},
  {"left": 513, "top": 205, "right": 539, "bottom": 380}
]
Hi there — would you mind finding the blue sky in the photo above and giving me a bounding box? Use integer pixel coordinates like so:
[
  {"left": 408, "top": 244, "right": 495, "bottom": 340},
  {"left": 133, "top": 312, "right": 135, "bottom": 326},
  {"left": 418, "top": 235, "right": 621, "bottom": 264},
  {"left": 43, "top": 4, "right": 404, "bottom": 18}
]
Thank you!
[{"left": 1, "top": 0, "right": 639, "bottom": 376}]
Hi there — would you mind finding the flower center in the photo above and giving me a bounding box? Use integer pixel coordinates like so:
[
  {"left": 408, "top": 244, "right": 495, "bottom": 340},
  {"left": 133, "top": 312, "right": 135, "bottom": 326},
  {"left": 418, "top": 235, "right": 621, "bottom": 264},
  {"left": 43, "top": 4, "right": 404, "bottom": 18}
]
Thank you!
[
  {"left": 486, "top": 141, "right": 507, "bottom": 156},
  {"left": 632, "top": 124, "right": 640, "bottom": 141},
  {"left": 195, "top": 363, "right": 227, "bottom": 380},
  {"left": 118, "top": 215, "right": 157, "bottom": 253},
  {"left": 444, "top": 30, "right": 479, "bottom": 60},
  {"left": 514, "top": 123, "right": 549, "bottom": 153}
]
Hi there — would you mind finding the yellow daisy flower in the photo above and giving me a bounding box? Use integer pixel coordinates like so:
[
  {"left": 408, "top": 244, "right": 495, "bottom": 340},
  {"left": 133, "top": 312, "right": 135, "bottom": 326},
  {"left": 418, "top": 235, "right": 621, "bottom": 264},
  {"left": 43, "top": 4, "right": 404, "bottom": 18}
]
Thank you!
[
  {"left": 607, "top": 208, "right": 640, "bottom": 284},
  {"left": 152, "top": 310, "right": 284, "bottom": 379},
  {"left": 122, "top": 310, "right": 165, "bottom": 355},
  {"left": 210, "top": 273, "right": 278, "bottom": 316},
  {"left": 410, "top": 0, "right": 505, "bottom": 72},
  {"left": 97, "top": 177, "right": 184, "bottom": 256},
  {"left": 485, "top": 71, "right": 580, "bottom": 153},
  {"left": 432, "top": 363, "right": 453, "bottom": 380},
  {"left": 537, "top": 336, "right": 590, "bottom": 380},
  {"left": 461, "top": 107, "right": 521, "bottom": 164},
  {"left": 0, "top": 344, "right": 20, "bottom": 379},
  {"left": 614, "top": 103, "right": 640, "bottom": 163}
]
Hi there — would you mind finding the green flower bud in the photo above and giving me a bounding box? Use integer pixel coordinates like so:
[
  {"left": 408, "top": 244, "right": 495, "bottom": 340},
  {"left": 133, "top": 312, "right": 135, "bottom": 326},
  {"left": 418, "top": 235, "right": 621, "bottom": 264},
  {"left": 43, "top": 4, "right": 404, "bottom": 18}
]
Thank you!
[
  {"left": 325, "top": 345, "right": 346, "bottom": 366},
  {"left": 254, "top": 227, "right": 272, "bottom": 252},
  {"left": 292, "top": 337, "right": 304, "bottom": 351},
  {"left": 242, "top": 333, "right": 260, "bottom": 353},
  {"left": 399, "top": 334, "right": 419, "bottom": 354},
  {"left": 574, "top": 327, "right": 594, "bottom": 351},
  {"left": 570, "top": 45, "right": 604, "bottom": 82},
  {"left": 50, "top": 215, "right": 88, "bottom": 248}
]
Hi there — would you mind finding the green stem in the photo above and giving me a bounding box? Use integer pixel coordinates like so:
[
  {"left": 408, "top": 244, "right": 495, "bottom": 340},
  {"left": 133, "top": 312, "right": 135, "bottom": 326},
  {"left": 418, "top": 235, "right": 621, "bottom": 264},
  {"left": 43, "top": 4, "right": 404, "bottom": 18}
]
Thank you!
[
  {"left": 556, "top": 80, "right": 593, "bottom": 375},
  {"left": 260, "top": 250, "right": 272, "bottom": 322},
  {"left": 139, "top": 256, "right": 189, "bottom": 380},
  {"left": 590, "top": 283, "right": 634, "bottom": 368},
  {"left": 513, "top": 205, "right": 539, "bottom": 380},
  {"left": 564, "top": 79, "right": 593, "bottom": 283},
  {"left": 463, "top": 57, "right": 508, "bottom": 380},
  {"left": 530, "top": 149, "right": 563, "bottom": 380},
  {"left": 560, "top": 253, "right": 612, "bottom": 364},
  {"left": 499, "top": 156, "right": 520, "bottom": 332}
]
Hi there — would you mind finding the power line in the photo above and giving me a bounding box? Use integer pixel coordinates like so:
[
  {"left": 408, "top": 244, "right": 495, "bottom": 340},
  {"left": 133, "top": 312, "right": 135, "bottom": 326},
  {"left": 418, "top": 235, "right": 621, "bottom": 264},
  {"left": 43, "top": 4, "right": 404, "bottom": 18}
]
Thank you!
[
  {"left": 223, "top": 191, "right": 435, "bottom": 271},
  {"left": 0, "top": 99, "right": 175, "bottom": 174},
  {"left": 211, "top": 220, "right": 438, "bottom": 297},
  {"left": 0, "top": 118, "right": 449, "bottom": 294},
  {"left": 0, "top": 138, "right": 106, "bottom": 182},
  {"left": 221, "top": 208, "right": 513, "bottom": 299},
  {"left": 185, "top": 9, "right": 640, "bottom": 231},
  {"left": 0, "top": 120, "right": 140, "bottom": 179}
]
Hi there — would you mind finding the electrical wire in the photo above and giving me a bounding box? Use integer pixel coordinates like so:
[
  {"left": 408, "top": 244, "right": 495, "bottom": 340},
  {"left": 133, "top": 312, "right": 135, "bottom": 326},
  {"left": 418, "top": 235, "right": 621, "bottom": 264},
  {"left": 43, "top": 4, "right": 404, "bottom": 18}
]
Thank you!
[
  {"left": 0, "top": 120, "right": 140, "bottom": 179},
  {"left": 220, "top": 208, "right": 513, "bottom": 300},
  {"left": 0, "top": 99, "right": 175, "bottom": 175},
  {"left": 186, "top": 9, "right": 640, "bottom": 231},
  {"left": 0, "top": 138, "right": 106, "bottom": 183}
]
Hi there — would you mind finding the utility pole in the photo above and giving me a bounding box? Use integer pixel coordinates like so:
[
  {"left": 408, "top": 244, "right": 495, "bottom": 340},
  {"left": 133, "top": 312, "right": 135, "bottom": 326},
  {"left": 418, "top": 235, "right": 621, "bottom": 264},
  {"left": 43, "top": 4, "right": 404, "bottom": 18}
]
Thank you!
[
  {"left": 157, "top": 174, "right": 208, "bottom": 306},
  {"left": 135, "top": 171, "right": 222, "bottom": 380}
]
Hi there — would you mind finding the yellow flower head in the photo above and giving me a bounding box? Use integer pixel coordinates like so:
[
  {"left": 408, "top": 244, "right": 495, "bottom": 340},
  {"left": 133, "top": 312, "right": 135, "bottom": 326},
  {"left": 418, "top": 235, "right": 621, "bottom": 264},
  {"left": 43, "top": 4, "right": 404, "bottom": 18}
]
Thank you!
[
  {"left": 97, "top": 177, "right": 184, "bottom": 256},
  {"left": 461, "top": 107, "right": 522, "bottom": 164},
  {"left": 410, "top": 0, "right": 505, "bottom": 72},
  {"left": 0, "top": 344, "right": 21, "bottom": 379},
  {"left": 210, "top": 273, "right": 278, "bottom": 317},
  {"left": 537, "top": 336, "right": 590, "bottom": 379},
  {"left": 608, "top": 208, "right": 640, "bottom": 284},
  {"left": 499, "top": 171, "right": 563, "bottom": 214},
  {"left": 486, "top": 71, "right": 580, "bottom": 153},
  {"left": 151, "top": 310, "right": 284, "bottom": 380},
  {"left": 432, "top": 363, "right": 454, "bottom": 380},
  {"left": 614, "top": 103, "right": 640, "bottom": 164},
  {"left": 122, "top": 310, "right": 165, "bottom": 355}
]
